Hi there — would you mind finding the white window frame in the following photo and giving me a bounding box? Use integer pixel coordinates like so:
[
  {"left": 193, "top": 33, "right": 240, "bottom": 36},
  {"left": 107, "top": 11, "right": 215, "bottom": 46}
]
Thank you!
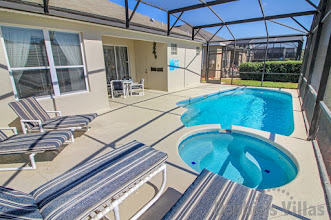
[
  {"left": 0, "top": 25, "right": 89, "bottom": 100},
  {"left": 171, "top": 43, "right": 177, "bottom": 55},
  {"left": 103, "top": 44, "right": 131, "bottom": 80},
  {"left": 196, "top": 46, "right": 201, "bottom": 55}
]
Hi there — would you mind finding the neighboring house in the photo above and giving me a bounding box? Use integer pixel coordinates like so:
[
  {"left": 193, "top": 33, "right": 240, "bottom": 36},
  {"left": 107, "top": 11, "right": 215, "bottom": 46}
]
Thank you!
[
  {"left": 0, "top": 0, "right": 203, "bottom": 127},
  {"left": 176, "top": 25, "right": 249, "bottom": 80},
  {"left": 249, "top": 46, "right": 298, "bottom": 61},
  {"left": 228, "top": 36, "right": 304, "bottom": 62}
]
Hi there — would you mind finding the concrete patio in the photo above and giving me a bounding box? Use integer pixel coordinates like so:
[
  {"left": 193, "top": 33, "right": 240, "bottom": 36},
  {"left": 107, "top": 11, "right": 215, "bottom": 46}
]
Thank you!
[{"left": 0, "top": 84, "right": 328, "bottom": 219}]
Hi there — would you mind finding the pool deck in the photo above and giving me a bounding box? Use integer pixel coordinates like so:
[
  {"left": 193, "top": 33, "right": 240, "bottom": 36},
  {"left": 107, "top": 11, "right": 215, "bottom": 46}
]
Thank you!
[{"left": 0, "top": 84, "right": 328, "bottom": 219}]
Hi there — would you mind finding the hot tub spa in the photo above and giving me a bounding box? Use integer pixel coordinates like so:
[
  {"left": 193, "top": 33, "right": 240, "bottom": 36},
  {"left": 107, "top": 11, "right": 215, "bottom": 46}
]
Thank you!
[{"left": 178, "top": 130, "right": 298, "bottom": 189}]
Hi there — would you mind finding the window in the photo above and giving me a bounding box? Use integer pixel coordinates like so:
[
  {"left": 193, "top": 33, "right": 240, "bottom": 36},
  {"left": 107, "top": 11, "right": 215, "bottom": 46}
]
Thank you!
[
  {"left": 196, "top": 46, "right": 200, "bottom": 55},
  {"left": 49, "top": 31, "right": 86, "bottom": 94},
  {"left": 1, "top": 26, "right": 87, "bottom": 99},
  {"left": 171, "top": 43, "right": 177, "bottom": 55}
]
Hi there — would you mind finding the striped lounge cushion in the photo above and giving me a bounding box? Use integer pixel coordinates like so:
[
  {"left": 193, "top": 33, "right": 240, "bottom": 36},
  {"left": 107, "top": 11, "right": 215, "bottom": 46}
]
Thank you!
[
  {"left": 37, "top": 113, "right": 98, "bottom": 130},
  {"left": 163, "top": 169, "right": 273, "bottom": 220},
  {"left": 9, "top": 97, "right": 98, "bottom": 130},
  {"left": 0, "top": 130, "right": 73, "bottom": 155},
  {"left": 31, "top": 140, "right": 168, "bottom": 220},
  {"left": 9, "top": 97, "right": 51, "bottom": 129},
  {"left": 0, "top": 130, "right": 8, "bottom": 142},
  {"left": 0, "top": 186, "right": 43, "bottom": 220}
]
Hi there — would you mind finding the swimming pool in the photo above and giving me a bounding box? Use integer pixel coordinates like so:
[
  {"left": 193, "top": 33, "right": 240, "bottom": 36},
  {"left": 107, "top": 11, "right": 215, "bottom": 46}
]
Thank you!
[
  {"left": 178, "top": 131, "right": 298, "bottom": 189},
  {"left": 178, "top": 88, "right": 294, "bottom": 136}
]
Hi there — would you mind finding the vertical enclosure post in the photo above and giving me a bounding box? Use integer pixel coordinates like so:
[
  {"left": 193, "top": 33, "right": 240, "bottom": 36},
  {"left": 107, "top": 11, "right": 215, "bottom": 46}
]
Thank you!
[
  {"left": 231, "top": 40, "right": 237, "bottom": 85},
  {"left": 258, "top": 0, "right": 269, "bottom": 87},
  {"left": 206, "top": 42, "right": 210, "bottom": 82},
  {"left": 125, "top": 0, "right": 129, "bottom": 28},
  {"left": 261, "top": 39, "right": 269, "bottom": 87},
  {"left": 297, "top": 40, "right": 303, "bottom": 60},
  {"left": 192, "top": 28, "right": 195, "bottom": 40},
  {"left": 167, "top": 12, "right": 170, "bottom": 36},
  {"left": 43, "top": 0, "right": 49, "bottom": 13}
]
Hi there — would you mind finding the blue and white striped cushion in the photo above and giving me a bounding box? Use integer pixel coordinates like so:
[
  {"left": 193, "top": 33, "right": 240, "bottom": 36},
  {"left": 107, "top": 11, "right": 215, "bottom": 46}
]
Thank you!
[
  {"left": 37, "top": 114, "right": 98, "bottom": 129},
  {"left": 163, "top": 169, "right": 273, "bottom": 220},
  {"left": 31, "top": 140, "right": 168, "bottom": 220},
  {"left": 9, "top": 97, "right": 98, "bottom": 130},
  {"left": 0, "top": 130, "right": 7, "bottom": 142},
  {"left": 0, "top": 186, "right": 43, "bottom": 220},
  {"left": 9, "top": 97, "right": 50, "bottom": 129},
  {"left": 0, "top": 130, "right": 73, "bottom": 155}
]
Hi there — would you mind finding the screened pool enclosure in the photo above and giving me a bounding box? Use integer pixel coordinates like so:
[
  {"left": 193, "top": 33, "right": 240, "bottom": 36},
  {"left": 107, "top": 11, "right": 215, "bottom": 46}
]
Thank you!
[
  {"left": 1, "top": 0, "right": 330, "bottom": 212},
  {"left": 120, "top": 0, "right": 331, "bottom": 209}
]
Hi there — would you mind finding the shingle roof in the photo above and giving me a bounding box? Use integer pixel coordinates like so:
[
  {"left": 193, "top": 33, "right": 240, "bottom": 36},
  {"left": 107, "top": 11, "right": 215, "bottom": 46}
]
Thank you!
[{"left": 22, "top": 0, "right": 195, "bottom": 38}]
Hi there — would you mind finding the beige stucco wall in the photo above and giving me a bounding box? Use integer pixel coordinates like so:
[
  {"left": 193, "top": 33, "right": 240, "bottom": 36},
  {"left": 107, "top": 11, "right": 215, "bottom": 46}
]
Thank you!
[
  {"left": 167, "top": 41, "right": 202, "bottom": 92},
  {"left": 134, "top": 41, "right": 168, "bottom": 91},
  {"left": 0, "top": 41, "right": 20, "bottom": 128},
  {"left": 102, "top": 36, "right": 137, "bottom": 81}
]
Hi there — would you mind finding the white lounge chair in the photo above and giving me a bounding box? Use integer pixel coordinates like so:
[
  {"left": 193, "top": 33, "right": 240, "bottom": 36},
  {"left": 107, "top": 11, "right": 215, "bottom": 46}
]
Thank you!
[
  {"left": 163, "top": 169, "right": 273, "bottom": 220},
  {"left": 0, "top": 140, "right": 167, "bottom": 219},
  {"left": 0, "top": 127, "right": 73, "bottom": 171},
  {"left": 9, "top": 97, "right": 97, "bottom": 134}
]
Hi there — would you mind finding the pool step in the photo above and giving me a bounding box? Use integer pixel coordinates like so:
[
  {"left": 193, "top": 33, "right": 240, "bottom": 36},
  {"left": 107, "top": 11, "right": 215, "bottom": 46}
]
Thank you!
[{"left": 227, "top": 139, "right": 263, "bottom": 188}]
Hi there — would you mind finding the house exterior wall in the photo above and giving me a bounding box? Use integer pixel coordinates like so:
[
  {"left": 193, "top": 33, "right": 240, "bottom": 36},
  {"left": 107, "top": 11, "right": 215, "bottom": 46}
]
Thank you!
[
  {"left": 0, "top": 9, "right": 202, "bottom": 127},
  {"left": 0, "top": 40, "right": 18, "bottom": 127},
  {"left": 167, "top": 41, "right": 202, "bottom": 92}
]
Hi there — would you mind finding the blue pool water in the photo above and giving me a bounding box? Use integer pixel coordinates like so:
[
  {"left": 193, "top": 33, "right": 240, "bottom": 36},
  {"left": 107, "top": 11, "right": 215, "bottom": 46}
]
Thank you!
[
  {"left": 178, "top": 88, "right": 294, "bottom": 136},
  {"left": 179, "top": 131, "right": 298, "bottom": 189}
]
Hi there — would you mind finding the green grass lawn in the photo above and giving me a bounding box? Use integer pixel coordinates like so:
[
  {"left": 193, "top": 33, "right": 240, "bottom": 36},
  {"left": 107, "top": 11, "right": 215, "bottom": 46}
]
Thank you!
[{"left": 221, "top": 79, "right": 298, "bottom": 89}]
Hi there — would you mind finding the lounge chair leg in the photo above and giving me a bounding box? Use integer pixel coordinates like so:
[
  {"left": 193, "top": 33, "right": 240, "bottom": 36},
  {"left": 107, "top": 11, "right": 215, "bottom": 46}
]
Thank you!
[
  {"left": 29, "top": 153, "right": 37, "bottom": 169},
  {"left": 66, "top": 133, "right": 75, "bottom": 143},
  {"left": 91, "top": 164, "right": 166, "bottom": 220},
  {"left": 0, "top": 153, "right": 38, "bottom": 171},
  {"left": 65, "top": 130, "right": 75, "bottom": 143},
  {"left": 114, "top": 206, "right": 120, "bottom": 220},
  {"left": 130, "top": 165, "right": 166, "bottom": 220},
  {"left": 21, "top": 121, "right": 27, "bottom": 134}
]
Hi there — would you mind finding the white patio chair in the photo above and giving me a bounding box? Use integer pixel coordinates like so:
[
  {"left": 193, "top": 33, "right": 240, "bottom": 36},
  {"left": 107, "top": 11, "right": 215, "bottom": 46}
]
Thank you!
[
  {"left": 130, "top": 78, "right": 144, "bottom": 96},
  {"left": 110, "top": 80, "right": 126, "bottom": 98}
]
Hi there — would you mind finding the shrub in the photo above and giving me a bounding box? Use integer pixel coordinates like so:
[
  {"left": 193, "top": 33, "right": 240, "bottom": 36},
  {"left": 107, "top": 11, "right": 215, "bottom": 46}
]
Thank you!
[{"left": 239, "top": 61, "right": 302, "bottom": 82}]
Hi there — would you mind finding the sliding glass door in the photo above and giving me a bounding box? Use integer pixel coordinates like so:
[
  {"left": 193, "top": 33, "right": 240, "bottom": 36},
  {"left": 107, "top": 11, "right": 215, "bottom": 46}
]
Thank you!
[{"left": 103, "top": 45, "right": 129, "bottom": 81}]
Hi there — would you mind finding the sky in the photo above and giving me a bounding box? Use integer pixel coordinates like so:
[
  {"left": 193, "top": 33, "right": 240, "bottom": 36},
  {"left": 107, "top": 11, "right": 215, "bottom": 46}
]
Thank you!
[{"left": 109, "top": 0, "right": 319, "bottom": 40}]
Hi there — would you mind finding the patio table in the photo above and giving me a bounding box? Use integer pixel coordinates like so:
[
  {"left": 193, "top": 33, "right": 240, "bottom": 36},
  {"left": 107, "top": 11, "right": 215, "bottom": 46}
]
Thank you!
[{"left": 122, "top": 80, "right": 132, "bottom": 98}]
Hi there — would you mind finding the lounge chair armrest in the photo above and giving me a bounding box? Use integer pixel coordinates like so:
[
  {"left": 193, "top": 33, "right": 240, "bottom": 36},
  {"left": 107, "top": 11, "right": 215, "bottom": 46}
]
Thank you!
[
  {"left": 46, "top": 110, "right": 62, "bottom": 117},
  {"left": 21, "top": 119, "right": 42, "bottom": 123},
  {"left": 0, "top": 127, "right": 18, "bottom": 134},
  {"left": 20, "top": 119, "right": 43, "bottom": 133}
]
